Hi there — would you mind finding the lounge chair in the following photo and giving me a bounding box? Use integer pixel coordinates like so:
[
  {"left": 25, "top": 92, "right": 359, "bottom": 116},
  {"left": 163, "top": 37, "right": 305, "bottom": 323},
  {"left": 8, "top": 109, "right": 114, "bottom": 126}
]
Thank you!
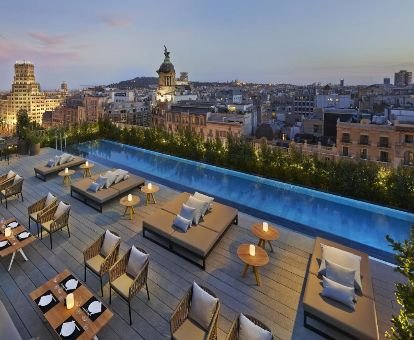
[
  {"left": 302, "top": 237, "right": 379, "bottom": 340},
  {"left": 226, "top": 314, "right": 274, "bottom": 340},
  {"left": 143, "top": 192, "right": 238, "bottom": 269},
  {"left": 38, "top": 201, "right": 71, "bottom": 249},
  {"left": 170, "top": 283, "right": 220, "bottom": 340},
  {"left": 0, "top": 171, "right": 15, "bottom": 184},
  {"left": 70, "top": 170, "right": 145, "bottom": 212},
  {"left": 109, "top": 246, "right": 150, "bottom": 325},
  {"left": 0, "top": 176, "right": 24, "bottom": 208},
  {"left": 28, "top": 193, "right": 58, "bottom": 236},
  {"left": 34, "top": 154, "right": 85, "bottom": 181},
  {"left": 84, "top": 230, "right": 121, "bottom": 296}
]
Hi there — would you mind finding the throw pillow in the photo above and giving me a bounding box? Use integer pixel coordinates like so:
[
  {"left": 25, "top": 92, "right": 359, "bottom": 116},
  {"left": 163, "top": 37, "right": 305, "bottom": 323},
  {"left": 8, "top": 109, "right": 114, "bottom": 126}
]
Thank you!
[
  {"left": 45, "top": 192, "right": 56, "bottom": 207},
  {"left": 47, "top": 159, "right": 55, "bottom": 167},
  {"left": 179, "top": 204, "right": 196, "bottom": 223},
  {"left": 188, "top": 282, "right": 218, "bottom": 330},
  {"left": 13, "top": 174, "right": 22, "bottom": 185},
  {"left": 113, "top": 169, "right": 129, "bottom": 184},
  {"left": 54, "top": 155, "right": 61, "bottom": 166},
  {"left": 104, "top": 171, "right": 117, "bottom": 188},
  {"left": 100, "top": 230, "right": 120, "bottom": 258},
  {"left": 325, "top": 259, "right": 355, "bottom": 289},
  {"left": 126, "top": 246, "right": 149, "bottom": 277},
  {"left": 186, "top": 195, "right": 209, "bottom": 225},
  {"left": 173, "top": 214, "right": 192, "bottom": 232},
  {"left": 6, "top": 170, "right": 15, "bottom": 179},
  {"left": 194, "top": 192, "right": 214, "bottom": 213},
  {"left": 59, "top": 153, "right": 71, "bottom": 165},
  {"left": 318, "top": 244, "right": 363, "bottom": 293},
  {"left": 239, "top": 313, "right": 273, "bottom": 340},
  {"left": 53, "top": 201, "right": 70, "bottom": 219},
  {"left": 88, "top": 182, "right": 100, "bottom": 193},
  {"left": 96, "top": 176, "right": 107, "bottom": 190},
  {"left": 321, "top": 276, "right": 356, "bottom": 310}
]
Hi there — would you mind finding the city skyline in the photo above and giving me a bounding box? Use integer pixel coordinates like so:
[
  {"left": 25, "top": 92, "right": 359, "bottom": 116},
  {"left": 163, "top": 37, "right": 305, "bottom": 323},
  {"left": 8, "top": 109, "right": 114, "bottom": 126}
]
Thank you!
[{"left": 1, "top": 0, "right": 413, "bottom": 90}]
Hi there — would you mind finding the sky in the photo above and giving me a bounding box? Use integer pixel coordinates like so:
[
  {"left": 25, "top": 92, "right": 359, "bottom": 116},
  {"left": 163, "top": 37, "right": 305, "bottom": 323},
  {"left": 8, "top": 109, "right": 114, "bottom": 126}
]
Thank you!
[{"left": 0, "top": 0, "right": 413, "bottom": 90}]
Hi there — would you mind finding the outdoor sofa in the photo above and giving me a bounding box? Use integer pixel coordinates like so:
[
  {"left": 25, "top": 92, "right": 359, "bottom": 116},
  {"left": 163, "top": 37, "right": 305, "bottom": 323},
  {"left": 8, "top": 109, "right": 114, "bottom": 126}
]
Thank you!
[
  {"left": 143, "top": 192, "right": 238, "bottom": 269},
  {"left": 34, "top": 154, "right": 85, "bottom": 181},
  {"left": 70, "top": 170, "right": 145, "bottom": 212},
  {"left": 303, "top": 237, "right": 379, "bottom": 340}
]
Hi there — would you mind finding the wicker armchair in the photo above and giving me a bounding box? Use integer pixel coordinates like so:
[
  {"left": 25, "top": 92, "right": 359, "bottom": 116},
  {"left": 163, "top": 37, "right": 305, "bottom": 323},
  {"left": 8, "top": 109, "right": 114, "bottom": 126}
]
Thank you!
[
  {"left": 0, "top": 177, "right": 24, "bottom": 208},
  {"left": 109, "top": 247, "right": 150, "bottom": 325},
  {"left": 225, "top": 314, "right": 274, "bottom": 340},
  {"left": 38, "top": 202, "right": 71, "bottom": 249},
  {"left": 28, "top": 195, "right": 58, "bottom": 236},
  {"left": 0, "top": 173, "right": 15, "bottom": 184},
  {"left": 84, "top": 231, "right": 120, "bottom": 296},
  {"left": 170, "top": 284, "right": 220, "bottom": 340}
]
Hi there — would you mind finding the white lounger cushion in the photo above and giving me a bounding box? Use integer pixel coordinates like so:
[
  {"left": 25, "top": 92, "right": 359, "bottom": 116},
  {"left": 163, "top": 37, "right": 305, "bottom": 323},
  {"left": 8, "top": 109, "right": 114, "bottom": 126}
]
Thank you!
[
  {"left": 239, "top": 313, "right": 273, "bottom": 340},
  {"left": 188, "top": 282, "right": 218, "bottom": 330}
]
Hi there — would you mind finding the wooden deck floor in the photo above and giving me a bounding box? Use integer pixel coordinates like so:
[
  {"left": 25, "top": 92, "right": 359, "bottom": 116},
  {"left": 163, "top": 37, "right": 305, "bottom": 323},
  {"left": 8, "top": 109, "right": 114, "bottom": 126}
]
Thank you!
[{"left": 0, "top": 148, "right": 402, "bottom": 340}]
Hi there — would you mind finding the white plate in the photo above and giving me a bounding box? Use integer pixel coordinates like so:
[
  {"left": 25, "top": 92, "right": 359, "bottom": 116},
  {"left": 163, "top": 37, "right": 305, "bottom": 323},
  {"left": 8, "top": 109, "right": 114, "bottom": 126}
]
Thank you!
[
  {"left": 60, "top": 320, "right": 76, "bottom": 337},
  {"left": 38, "top": 294, "right": 53, "bottom": 307},
  {"left": 88, "top": 300, "right": 102, "bottom": 315},
  {"left": 65, "top": 278, "right": 78, "bottom": 291},
  {"left": 7, "top": 221, "right": 18, "bottom": 228},
  {"left": 0, "top": 240, "right": 8, "bottom": 248},
  {"left": 18, "top": 232, "right": 30, "bottom": 239}
]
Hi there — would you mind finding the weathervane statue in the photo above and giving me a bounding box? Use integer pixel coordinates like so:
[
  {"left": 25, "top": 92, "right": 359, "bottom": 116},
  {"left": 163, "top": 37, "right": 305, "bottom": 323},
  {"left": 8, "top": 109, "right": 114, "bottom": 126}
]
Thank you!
[{"left": 164, "top": 45, "right": 170, "bottom": 58}]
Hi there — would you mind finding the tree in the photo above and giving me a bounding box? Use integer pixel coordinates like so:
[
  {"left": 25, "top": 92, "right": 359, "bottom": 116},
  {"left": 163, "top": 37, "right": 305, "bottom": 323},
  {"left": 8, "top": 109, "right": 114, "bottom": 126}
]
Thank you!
[
  {"left": 16, "top": 109, "right": 31, "bottom": 139},
  {"left": 386, "top": 227, "right": 414, "bottom": 339}
]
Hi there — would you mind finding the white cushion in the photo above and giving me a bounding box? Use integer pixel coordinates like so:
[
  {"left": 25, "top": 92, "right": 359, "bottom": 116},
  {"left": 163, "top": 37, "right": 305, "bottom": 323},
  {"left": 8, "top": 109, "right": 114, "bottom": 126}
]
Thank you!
[
  {"left": 100, "top": 230, "right": 120, "bottom": 257},
  {"left": 321, "top": 276, "right": 356, "bottom": 310},
  {"left": 6, "top": 170, "right": 15, "bottom": 179},
  {"left": 113, "top": 169, "right": 129, "bottom": 184},
  {"left": 193, "top": 192, "right": 214, "bottom": 213},
  {"left": 53, "top": 201, "right": 70, "bottom": 219},
  {"left": 179, "top": 204, "right": 196, "bottom": 223},
  {"left": 186, "top": 196, "right": 209, "bottom": 225},
  {"left": 318, "top": 244, "right": 363, "bottom": 293},
  {"left": 104, "top": 171, "right": 117, "bottom": 188},
  {"left": 239, "top": 313, "right": 273, "bottom": 340},
  {"left": 173, "top": 214, "right": 192, "bottom": 232},
  {"left": 188, "top": 282, "right": 218, "bottom": 330},
  {"left": 126, "top": 246, "right": 149, "bottom": 277},
  {"left": 325, "top": 259, "right": 355, "bottom": 289},
  {"left": 45, "top": 192, "right": 55, "bottom": 207},
  {"left": 13, "top": 174, "right": 22, "bottom": 185},
  {"left": 96, "top": 176, "right": 107, "bottom": 190},
  {"left": 59, "top": 153, "right": 71, "bottom": 165},
  {"left": 88, "top": 182, "right": 100, "bottom": 193}
]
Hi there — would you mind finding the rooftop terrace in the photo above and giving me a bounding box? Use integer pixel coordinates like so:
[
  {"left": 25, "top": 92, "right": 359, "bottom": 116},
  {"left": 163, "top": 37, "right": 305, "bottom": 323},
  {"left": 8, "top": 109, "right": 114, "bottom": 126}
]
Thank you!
[{"left": 0, "top": 148, "right": 403, "bottom": 339}]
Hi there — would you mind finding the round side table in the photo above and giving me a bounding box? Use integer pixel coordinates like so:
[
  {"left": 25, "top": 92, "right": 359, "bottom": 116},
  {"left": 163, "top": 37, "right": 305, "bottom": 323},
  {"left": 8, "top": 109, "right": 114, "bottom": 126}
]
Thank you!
[
  {"left": 120, "top": 195, "right": 140, "bottom": 220},
  {"left": 58, "top": 169, "right": 75, "bottom": 186},
  {"left": 237, "top": 244, "right": 269, "bottom": 286},
  {"left": 251, "top": 222, "right": 279, "bottom": 253},
  {"left": 79, "top": 163, "right": 95, "bottom": 178},
  {"left": 140, "top": 184, "right": 160, "bottom": 205}
]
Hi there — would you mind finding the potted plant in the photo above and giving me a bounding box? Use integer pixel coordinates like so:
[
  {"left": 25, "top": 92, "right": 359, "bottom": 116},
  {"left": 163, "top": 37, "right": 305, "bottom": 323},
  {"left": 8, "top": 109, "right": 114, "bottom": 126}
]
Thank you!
[{"left": 25, "top": 130, "right": 42, "bottom": 156}]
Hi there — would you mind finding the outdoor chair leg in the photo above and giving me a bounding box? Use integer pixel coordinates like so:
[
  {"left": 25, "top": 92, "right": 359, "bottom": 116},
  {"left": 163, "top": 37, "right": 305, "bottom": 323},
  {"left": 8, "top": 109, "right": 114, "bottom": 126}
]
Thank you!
[
  {"left": 5, "top": 198, "right": 7, "bottom": 209},
  {"left": 100, "top": 276, "right": 103, "bottom": 296},
  {"left": 28, "top": 218, "right": 31, "bottom": 231},
  {"left": 146, "top": 282, "right": 150, "bottom": 300},
  {"left": 109, "top": 286, "right": 112, "bottom": 304},
  {"left": 49, "top": 233, "right": 53, "bottom": 249},
  {"left": 67, "top": 225, "right": 71, "bottom": 237},
  {"left": 84, "top": 264, "right": 87, "bottom": 282},
  {"left": 128, "top": 301, "right": 132, "bottom": 325},
  {"left": 21, "top": 192, "right": 24, "bottom": 201}
]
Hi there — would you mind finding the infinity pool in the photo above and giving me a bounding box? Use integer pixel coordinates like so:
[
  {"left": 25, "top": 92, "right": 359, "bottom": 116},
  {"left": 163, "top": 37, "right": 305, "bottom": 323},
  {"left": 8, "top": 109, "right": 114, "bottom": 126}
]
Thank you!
[{"left": 71, "top": 139, "right": 413, "bottom": 260}]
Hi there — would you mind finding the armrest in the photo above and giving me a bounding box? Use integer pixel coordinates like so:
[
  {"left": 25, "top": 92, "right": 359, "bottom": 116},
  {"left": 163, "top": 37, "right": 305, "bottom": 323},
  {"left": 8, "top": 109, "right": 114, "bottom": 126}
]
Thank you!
[
  {"left": 84, "top": 234, "right": 104, "bottom": 261},
  {"left": 109, "top": 252, "right": 128, "bottom": 282},
  {"left": 28, "top": 197, "right": 46, "bottom": 214},
  {"left": 170, "top": 287, "right": 192, "bottom": 335}
]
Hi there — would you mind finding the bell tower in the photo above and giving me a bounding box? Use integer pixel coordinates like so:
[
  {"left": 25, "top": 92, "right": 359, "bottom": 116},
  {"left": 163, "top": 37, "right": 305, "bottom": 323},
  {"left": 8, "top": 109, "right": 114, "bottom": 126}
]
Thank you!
[{"left": 156, "top": 45, "right": 176, "bottom": 102}]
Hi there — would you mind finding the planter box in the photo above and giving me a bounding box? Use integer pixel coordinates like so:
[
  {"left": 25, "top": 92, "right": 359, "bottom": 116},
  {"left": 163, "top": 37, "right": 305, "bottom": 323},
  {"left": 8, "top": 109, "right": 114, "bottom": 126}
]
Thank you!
[{"left": 29, "top": 143, "right": 40, "bottom": 156}]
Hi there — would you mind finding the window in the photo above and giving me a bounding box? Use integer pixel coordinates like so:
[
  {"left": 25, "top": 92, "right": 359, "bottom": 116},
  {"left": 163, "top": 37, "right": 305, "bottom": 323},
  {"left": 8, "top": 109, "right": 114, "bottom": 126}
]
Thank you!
[
  {"left": 405, "top": 135, "right": 413, "bottom": 144},
  {"left": 342, "top": 146, "right": 349, "bottom": 157},
  {"left": 359, "top": 135, "right": 369, "bottom": 145},
  {"left": 379, "top": 136, "right": 389, "bottom": 148},
  {"left": 360, "top": 148, "right": 368, "bottom": 159},
  {"left": 342, "top": 133, "right": 350, "bottom": 143},
  {"left": 404, "top": 151, "right": 414, "bottom": 166},
  {"left": 313, "top": 125, "right": 320, "bottom": 133},
  {"left": 379, "top": 151, "right": 389, "bottom": 162}
]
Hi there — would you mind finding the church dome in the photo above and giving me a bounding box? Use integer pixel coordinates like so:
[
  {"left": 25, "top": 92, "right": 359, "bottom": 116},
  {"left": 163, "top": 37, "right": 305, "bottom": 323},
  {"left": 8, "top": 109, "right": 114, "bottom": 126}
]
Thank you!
[{"left": 157, "top": 46, "right": 175, "bottom": 74}]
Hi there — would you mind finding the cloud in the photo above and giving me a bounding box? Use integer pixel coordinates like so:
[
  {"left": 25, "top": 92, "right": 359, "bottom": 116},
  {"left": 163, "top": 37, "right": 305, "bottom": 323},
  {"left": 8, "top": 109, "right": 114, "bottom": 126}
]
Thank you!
[
  {"left": 101, "top": 14, "right": 134, "bottom": 28},
  {"left": 27, "top": 32, "right": 67, "bottom": 47}
]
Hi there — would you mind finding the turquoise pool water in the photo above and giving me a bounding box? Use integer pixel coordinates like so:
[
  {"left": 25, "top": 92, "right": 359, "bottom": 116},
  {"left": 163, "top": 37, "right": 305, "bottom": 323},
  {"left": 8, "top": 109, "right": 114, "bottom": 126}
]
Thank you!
[{"left": 71, "top": 139, "right": 413, "bottom": 260}]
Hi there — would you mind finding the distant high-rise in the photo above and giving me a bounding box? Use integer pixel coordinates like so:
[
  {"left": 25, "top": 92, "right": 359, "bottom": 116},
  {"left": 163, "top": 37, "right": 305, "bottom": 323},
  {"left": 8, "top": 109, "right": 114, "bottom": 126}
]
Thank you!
[
  {"left": 340, "top": 79, "right": 344, "bottom": 87},
  {"left": 0, "top": 62, "right": 66, "bottom": 126},
  {"left": 383, "top": 78, "right": 391, "bottom": 85},
  {"left": 394, "top": 70, "right": 412, "bottom": 87}
]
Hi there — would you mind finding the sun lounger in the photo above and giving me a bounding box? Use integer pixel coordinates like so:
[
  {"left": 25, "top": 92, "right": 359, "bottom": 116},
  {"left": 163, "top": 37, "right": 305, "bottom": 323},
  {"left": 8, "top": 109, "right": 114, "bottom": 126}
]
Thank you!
[{"left": 34, "top": 155, "right": 85, "bottom": 181}]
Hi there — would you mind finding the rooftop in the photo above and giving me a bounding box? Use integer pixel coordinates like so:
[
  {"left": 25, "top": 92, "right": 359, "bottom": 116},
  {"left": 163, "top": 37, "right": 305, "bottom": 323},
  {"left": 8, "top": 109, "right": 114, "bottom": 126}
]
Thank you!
[{"left": 0, "top": 149, "right": 403, "bottom": 339}]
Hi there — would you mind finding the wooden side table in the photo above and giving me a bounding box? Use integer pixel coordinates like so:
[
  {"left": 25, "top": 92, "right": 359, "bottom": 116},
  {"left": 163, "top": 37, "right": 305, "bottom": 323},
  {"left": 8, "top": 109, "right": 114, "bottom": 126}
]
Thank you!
[
  {"left": 120, "top": 195, "right": 140, "bottom": 220},
  {"left": 79, "top": 163, "right": 94, "bottom": 178},
  {"left": 251, "top": 222, "right": 280, "bottom": 253},
  {"left": 237, "top": 244, "right": 269, "bottom": 286},
  {"left": 58, "top": 169, "right": 75, "bottom": 186},
  {"left": 140, "top": 184, "right": 159, "bottom": 205}
]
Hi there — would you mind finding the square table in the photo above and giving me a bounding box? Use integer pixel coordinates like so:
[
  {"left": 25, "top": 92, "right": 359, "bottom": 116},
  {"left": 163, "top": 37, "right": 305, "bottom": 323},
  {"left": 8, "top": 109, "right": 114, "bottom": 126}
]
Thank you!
[
  {"left": 0, "top": 218, "right": 36, "bottom": 271},
  {"left": 29, "top": 269, "right": 113, "bottom": 340}
]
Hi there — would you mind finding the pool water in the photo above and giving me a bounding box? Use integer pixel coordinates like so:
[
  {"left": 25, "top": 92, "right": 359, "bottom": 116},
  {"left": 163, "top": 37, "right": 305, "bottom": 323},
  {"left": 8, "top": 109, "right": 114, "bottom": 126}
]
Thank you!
[{"left": 71, "top": 139, "right": 413, "bottom": 260}]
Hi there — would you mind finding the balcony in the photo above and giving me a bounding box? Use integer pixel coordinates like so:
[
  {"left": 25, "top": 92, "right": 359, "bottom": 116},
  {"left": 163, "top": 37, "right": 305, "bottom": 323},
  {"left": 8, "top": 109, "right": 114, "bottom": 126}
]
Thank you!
[
  {"left": 377, "top": 143, "right": 390, "bottom": 148},
  {"left": 341, "top": 138, "right": 351, "bottom": 144}
]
